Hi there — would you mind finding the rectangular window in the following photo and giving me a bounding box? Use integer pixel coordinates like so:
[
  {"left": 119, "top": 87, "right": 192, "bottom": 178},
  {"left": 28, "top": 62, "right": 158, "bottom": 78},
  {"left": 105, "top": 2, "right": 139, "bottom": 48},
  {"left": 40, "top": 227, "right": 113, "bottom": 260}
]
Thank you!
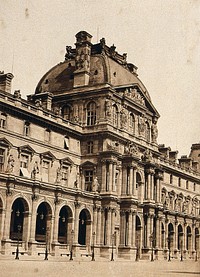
[
  {"left": 62, "top": 166, "right": 68, "bottom": 184},
  {"left": 64, "top": 137, "right": 69, "bottom": 150},
  {"left": 0, "top": 114, "right": 6, "bottom": 129},
  {"left": 170, "top": 174, "right": 173, "bottom": 184},
  {"left": 42, "top": 160, "right": 50, "bottom": 182},
  {"left": 194, "top": 183, "right": 196, "bottom": 191},
  {"left": 186, "top": 181, "right": 189, "bottom": 189},
  {"left": 44, "top": 129, "right": 51, "bottom": 142},
  {"left": 20, "top": 154, "right": 29, "bottom": 168},
  {"left": 178, "top": 178, "right": 181, "bottom": 187},
  {"left": 24, "top": 122, "right": 30, "bottom": 136},
  {"left": 0, "top": 148, "right": 5, "bottom": 172},
  {"left": 87, "top": 141, "right": 93, "bottom": 154},
  {"left": 85, "top": 170, "right": 93, "bottom": 191}
]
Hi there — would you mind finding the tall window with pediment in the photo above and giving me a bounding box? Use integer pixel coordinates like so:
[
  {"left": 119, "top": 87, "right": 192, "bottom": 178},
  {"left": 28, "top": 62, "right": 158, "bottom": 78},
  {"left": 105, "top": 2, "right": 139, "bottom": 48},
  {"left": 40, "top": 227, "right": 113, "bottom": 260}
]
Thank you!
[
  {"left": 113, "top": 105, "right": 118, "bottom": 127},
  {"left": 24, "top": 121, "right": 30, "bottom": 136},
  {"left": 87, "top": 101, "right": 96, "bottom": 126}
]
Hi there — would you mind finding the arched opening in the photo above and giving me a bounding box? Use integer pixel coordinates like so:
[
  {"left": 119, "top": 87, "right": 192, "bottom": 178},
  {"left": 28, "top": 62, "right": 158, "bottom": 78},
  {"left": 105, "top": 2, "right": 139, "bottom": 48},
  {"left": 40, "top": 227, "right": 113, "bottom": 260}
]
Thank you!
[
  {"left": 177, "top": 224, "right": 183, "bottom": 250},
  {"left": 168, "top": 223, "right": 174, "bottom": 250},
  {"left": 78, "top": 209, "right": 91, "bottom": 246},
  {"left": 161, "top": 223, "right": 165, "bottom": 248},
  {"left": 35, "top": 202, "right": 52, "bottom": 242},
  {"left": 10, "top": 198, "right": 28, "bottom": 241},
  {"left": 113, "top": 105, "right": 118, "bottom": 128},
  {"left": 195, "top": 228, "right": 199, "bottom": 254},
  {"left": 186, "top": 226, "right": 192, "bottom": 252},
  {"left": 136, "top": 172, "right": 142, "bottom": 199},
  {"left": 135, "top": 215, "right": 142, "bottom": 249},
  {"left": 62, "top": 105, "right": 71, "bottom": 121},
  {"left": 58, "top": 206, "right": 73, "bottom": 244}
]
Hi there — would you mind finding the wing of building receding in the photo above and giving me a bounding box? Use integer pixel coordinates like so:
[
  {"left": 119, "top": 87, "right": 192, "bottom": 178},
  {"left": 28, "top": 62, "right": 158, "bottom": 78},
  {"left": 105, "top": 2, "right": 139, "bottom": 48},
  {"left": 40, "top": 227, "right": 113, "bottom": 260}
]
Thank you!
[{"left": 0, "top": 31, "right": 199, "bottom": 260}]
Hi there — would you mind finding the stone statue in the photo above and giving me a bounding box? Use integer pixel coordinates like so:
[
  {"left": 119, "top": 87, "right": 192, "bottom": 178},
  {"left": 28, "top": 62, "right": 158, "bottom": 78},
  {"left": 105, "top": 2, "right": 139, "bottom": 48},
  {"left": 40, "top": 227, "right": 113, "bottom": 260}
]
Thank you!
[
  {"left": 138, "top": 115, "right": 146, "bottom": 136},
  {"left": 13, "top": 90, "right": 21, "bottom": 99},
  {"left": 92, "top": 176, "right": 99, "bottom": 192},
  {"left": 65, "top": 46, "right": 74, "bottom": 60},
  {"left": 120, "top": 108, "right": 127, "bottom": 128},
  {"left": 74, "top": 172, "right": 80, "bottom": 188},
  {"left": 6, "top": 155, "right": 15, "bottom": 173},
  {"left": 35, "top": 99, "right": 42, "bottom": 108},
  {"left": 105, "top": 99, "right": 112, "bottom": 117},
  {"left": 143, "top": 149, "right": 153, "bottom": 162},
  {"left": 31, "top": 161, "right": 39, "bottom": 179},
  {"left": 56, "top": 167, "right": 62, "bottom": 183},
  {"left": 151, "top": 118, "right": 158, "bottom": 143}
]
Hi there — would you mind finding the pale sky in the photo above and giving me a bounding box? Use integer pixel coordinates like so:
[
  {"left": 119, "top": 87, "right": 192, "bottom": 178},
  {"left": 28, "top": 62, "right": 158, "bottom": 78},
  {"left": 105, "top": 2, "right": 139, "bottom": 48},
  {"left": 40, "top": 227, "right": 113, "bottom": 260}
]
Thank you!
[{"left": 0, "top": 0, "right": 200, "bottom": 157}]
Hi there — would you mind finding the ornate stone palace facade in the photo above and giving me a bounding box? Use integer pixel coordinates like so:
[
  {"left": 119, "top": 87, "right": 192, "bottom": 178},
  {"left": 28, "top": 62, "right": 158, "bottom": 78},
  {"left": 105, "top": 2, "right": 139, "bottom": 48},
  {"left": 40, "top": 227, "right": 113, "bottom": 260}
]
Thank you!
[{"left": 0, "top": 31, "right": 199, "bottom": 260}]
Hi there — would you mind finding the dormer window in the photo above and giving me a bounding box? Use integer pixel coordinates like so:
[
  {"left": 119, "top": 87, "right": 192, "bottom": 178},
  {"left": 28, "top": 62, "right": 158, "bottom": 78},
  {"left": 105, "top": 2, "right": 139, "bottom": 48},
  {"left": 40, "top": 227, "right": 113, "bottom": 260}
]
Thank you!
[
  {"left": 186, "top": 180, "right": 189, "bottom": 189},
  {"left": 24, "top": 121, "right": 30, "bottom": 136},
  {"left": 87, "top": 101, "right": 96, "bottom": 126},
  {"left": 62, "top": 105, "right": 71, "bottom": 121}
]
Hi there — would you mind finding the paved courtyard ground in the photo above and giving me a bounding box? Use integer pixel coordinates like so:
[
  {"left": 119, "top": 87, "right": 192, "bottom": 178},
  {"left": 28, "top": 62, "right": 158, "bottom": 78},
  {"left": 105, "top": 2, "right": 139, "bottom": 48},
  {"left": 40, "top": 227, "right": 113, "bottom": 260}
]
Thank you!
[{"left": 0, "top": 256, "right": 199, "bottom": 277}]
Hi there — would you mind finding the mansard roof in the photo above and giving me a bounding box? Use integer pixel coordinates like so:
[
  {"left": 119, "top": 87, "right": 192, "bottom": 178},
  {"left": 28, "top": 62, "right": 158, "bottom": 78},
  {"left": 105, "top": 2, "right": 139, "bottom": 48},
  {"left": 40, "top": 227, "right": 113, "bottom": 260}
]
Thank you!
[{"left": 35, "top": 31, "right": 151, "bottom": 102}]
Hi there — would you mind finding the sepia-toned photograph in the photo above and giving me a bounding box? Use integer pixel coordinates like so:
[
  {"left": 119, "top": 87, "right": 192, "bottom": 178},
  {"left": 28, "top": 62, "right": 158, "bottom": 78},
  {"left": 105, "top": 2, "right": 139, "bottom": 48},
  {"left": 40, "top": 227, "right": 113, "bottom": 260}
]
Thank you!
[{"left": 0, "top": 1, "right": 199, "bottom": 276}]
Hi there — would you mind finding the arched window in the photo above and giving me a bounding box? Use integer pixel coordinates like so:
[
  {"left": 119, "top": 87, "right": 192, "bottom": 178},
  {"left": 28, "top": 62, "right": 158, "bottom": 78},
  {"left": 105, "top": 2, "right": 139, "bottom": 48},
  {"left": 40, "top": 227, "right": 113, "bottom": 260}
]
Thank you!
[
  {"left": 87, "top": 102, "right": 96, "bottom": 126},
  {"left": 78, "top": 209, "right": 91, "bottom": 245},
  {"left": 113, "top": 105, "right": 118, "bottom": 127},
  {"left": 35, "top": 202, "right": 52, "bottom": 242},
  {"left": 62, "top": 105, "right": 71, "bottom": 120},
  {"left": 10, "top": 198, "right": 25, "bottom": 240},
  {"left": 178, "top": 224, "right": 183, "bottom": 250}
]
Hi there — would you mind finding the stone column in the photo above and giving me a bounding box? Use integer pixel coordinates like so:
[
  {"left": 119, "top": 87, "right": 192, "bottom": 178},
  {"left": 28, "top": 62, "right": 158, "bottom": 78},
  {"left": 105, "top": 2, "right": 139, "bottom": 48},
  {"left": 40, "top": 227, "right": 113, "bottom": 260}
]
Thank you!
[
  {"left": 0, "top": 209, "right": 6, "bottom": 240},
  {"left": 122, "top": 166, "right": 127, "bottom": 195},
  {"left": 183, "top": 223, "right": 187, "bottom": 251},
  {"left": 107, "top": 208, "right": 112, "bottom": 245},
  {"left": 100, "top": 208, "right": 105, "bottom": 245},
  {"left": 146, "top": 215, "right": 151, "bottom": 248},
  {"left": 120, "top": 211, "right": 125, "bottom": 246},
  {"left": 127, "top": 211, "right": 132, "bottom": 247},
  {"left": 147, "top": 174, "right": 151, "bottom": 200},
  {"left": 192, "top": 225, "right": 196, "bottom": 252},
  {"left": 23, "top": 212, "right": 31, "bottom": 250},
  {"left": 96, "top": 207, "right": 101, "bottom": 245},
  {"left": 108, "top": 163, "right": 113, "bottom": 192},
  {"left": 29, "top": 199, "right": 38, "bottom": 242},
  {"left": 132, "top": 212, "right": 136, "bottom": 247},
  {"left": 111, "top": 209, "right": 115, "bottom": 241},
  {"left": 155, "top": 217, "right": 160, "bottom": 248},
  {"left": 112, "top": 163, "right": 117, "bottom": 192},
  {"left": 174, "top": 221, "right": 178, "bottom": 251},
  {"left": 52, "top": 204, "right": 59, "bottom": 243},
  {"left": 93, "top": 206, "right": 98, "bottom": 244},
  {"left": 81, "top": 172, "right": 85, "bottom": 191},
  {"left": 101, "top": 162, "right": 107, "bottom": 192},
  {"left": 74, "top": 203, "right": 80, "bottom": 245},
  {"left": 132, "top": 168, "right": 136, "bottom": 196},
  {"left": 118, "top": 167, "right": 122, "bottom": 196},
  {"left": 129, "top": 167, "right": 133, "bottom": 196}
]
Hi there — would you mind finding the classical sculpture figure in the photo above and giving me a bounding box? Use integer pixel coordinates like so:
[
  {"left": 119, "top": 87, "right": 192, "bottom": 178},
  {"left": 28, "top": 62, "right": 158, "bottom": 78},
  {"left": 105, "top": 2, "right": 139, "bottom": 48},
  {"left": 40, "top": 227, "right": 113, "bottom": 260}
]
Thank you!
[
  {"left": 6, "top": 155, "right": 15, "bottom": 173},
  {"left": 151, "top": 117, "right": 158, "bottom": 143},
  {"left": 92, "top": 176, "right": 99, "bottom": 192},
  {"left": 120, "top": 108, "right": 127, "bottom": 128},
  {"left": 138, "top": 115, "right": 146, "bottom": 136},
  {"left": 56, "top": 167, "right": 62, "bottom": 184},
  {"left": 74, "top": 172, "right": 80, "bottom": 188},
  {"left": 105, "top": 99, "right": 112, "bottom": 117},
  {"left": 31, "top": 161, "right": 39, "bottom": 179}
]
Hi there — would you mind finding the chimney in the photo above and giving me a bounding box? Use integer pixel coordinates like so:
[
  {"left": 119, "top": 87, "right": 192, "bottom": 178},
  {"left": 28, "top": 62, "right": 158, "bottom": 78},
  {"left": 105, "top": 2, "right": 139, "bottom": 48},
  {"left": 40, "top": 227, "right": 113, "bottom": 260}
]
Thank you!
[
  {"left": 73, "top": 31, "right": 92, "bottom": 87},
  {"left": 0, "top": 72, "right": 14, "bottom": 93}
]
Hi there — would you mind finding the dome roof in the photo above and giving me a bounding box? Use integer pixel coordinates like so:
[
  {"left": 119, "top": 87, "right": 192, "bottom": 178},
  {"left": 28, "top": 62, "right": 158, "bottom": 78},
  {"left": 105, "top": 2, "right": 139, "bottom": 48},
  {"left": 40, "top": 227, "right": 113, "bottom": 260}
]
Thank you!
[{"left": 35, "top": 32, "right": 151, "bottom": 101}]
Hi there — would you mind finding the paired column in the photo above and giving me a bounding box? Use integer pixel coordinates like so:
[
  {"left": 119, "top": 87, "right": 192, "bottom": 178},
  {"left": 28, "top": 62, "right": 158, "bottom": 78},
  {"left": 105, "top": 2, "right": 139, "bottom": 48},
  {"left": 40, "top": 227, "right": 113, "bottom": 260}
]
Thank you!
[
  {"left": 96, "top": 207, "right": 102, "bottom": 245},
  {"left": 74, "top": 202, "right": 80, "bottom": 244}
]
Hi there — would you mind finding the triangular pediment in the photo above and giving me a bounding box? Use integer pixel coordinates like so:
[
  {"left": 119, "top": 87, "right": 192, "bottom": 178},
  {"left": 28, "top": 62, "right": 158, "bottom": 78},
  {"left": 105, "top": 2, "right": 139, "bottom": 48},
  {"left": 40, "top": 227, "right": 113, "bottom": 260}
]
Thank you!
[
  {"left": 0, "top": 137, "right": 12, "bottom": 149},
  {"left": 80, "top": 161, "right": 96, "bottom": 168},
  {"left": 60, "top": 157, "right": 74, "bottom": 165},
  {"left": 40, "top": 151, "right": 56, "bottom": 161},
  {"left": 115, "top": 84, "right": 160, "bottom": 117},
  {"left": 18, "top": 145, "right": 35, "bottom": 154}
]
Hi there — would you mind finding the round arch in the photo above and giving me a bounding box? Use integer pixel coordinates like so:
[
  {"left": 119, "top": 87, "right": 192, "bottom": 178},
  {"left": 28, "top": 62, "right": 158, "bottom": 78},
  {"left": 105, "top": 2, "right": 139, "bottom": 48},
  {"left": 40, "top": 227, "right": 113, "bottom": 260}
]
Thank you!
[
  {"left": 9, "top": 197, "right": 29, "bottom": 241},
  {"left": 58, "top": 205, "right": 73, "bottom": 244},
  {"left": 35, "top": 202, "right": 52, "bottom": 242},
  {"left": 177, "top": 224, "right": 183, "bottom": 250},
  {"left": 186, "top": 226, "right": 192, "bottom": 252},
  {"left": 78, "top": 208, "right": 91, "bottom": 246}
]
